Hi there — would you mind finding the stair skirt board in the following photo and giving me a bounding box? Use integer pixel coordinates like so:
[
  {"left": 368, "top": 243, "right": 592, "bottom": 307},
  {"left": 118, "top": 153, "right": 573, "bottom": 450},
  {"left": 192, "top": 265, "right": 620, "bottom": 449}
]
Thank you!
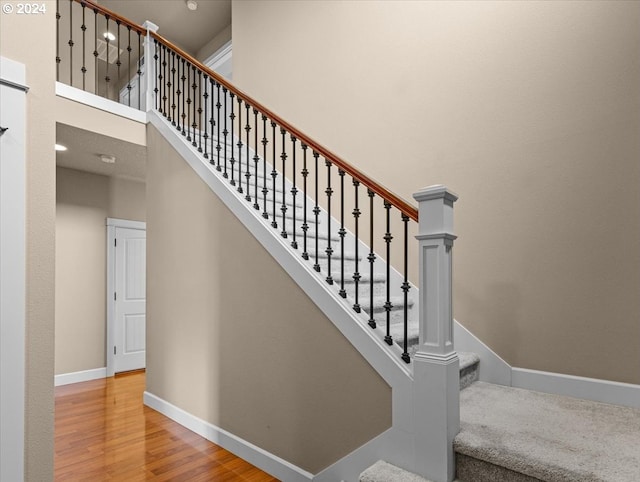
[
  {"left": 153, "top": 111, "right": 420, "bottom": 355},
  {"left": 149, "top": 111, "right": 414, "bottom": 388},
  {"left": 143, "top": 391, "right": 314, "bottom": 482},
  {"left": 54, "top": 367, "right": 107, "bottom": 386}
]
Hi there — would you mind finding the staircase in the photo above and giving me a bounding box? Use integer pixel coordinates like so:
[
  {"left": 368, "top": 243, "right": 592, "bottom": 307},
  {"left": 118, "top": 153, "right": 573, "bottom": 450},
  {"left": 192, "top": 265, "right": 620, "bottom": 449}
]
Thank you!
[
  {"left": 361, "top": 371, "right": 640, "bottom": 482},
  {"left": 187, "top": 130, "right": 423, "bottom": 359}
]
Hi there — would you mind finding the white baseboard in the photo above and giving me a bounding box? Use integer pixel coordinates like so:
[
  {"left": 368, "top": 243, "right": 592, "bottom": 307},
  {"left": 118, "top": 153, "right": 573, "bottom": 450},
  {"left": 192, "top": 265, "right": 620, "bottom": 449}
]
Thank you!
[
  {"left": 512, "top": 367, "right": 640, "bottom": 409},
  {"left": 54, "top": 367, "right": 107, "bottom": 386},
  {"left": 143, "top": 391, "right": 314, "bottom": 482}
]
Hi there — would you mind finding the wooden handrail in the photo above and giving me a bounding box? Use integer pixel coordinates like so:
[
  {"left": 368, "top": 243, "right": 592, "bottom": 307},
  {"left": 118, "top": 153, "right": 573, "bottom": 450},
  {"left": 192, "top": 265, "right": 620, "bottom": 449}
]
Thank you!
[
  {"left": 73, "top": 0, "right": 148, "bottom": 36},
  {"left": 151, "top": 32, "right": 418, "bottom": 222}
]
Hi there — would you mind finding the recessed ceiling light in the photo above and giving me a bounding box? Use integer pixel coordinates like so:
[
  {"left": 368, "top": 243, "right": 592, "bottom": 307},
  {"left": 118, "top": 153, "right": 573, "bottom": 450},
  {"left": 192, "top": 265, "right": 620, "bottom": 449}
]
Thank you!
[
  {"left": 186, "top": 0, "right": 198, "bottom": 11},
  {"left": 103, "top": 31, "right": 116, "bottom": 42},
  {"left": 55, "top": 144, "right": 67, "bottom": 151},
  {"left": 99, "top": 154, "right": 116, "bottom": 164}
]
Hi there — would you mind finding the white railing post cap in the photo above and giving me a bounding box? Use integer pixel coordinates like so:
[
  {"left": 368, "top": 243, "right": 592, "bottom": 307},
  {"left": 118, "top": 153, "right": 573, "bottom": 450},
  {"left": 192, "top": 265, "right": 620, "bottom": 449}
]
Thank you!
[
  {"left": 413, "top": 184, "right": 458, "bottom": 204},
  {"left": 142, "top": 21, "right": 159, "bottom": 33}
]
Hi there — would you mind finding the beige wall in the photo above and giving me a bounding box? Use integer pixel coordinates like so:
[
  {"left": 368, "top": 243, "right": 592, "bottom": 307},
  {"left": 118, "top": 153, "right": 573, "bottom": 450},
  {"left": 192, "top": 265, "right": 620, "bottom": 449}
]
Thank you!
[
  {"left": 1, "top": 2, "right": 57, "bottom": 479},
  {"left": 232, "top": 0, "right": 640, "bottom": 384},
  {"left": 196, "top": 24, "right": 232, "bottom": 63},
  {"left": 56, "top": 167, "right": 145, "bottom": 375},
  {"left": 146, "top": 124, "right": 391, "bottom": 473}
]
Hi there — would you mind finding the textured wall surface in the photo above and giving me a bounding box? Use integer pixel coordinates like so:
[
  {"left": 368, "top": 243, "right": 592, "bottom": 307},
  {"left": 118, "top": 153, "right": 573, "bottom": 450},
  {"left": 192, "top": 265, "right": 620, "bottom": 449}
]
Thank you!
[
  {"left": 146, "top": 124, "right": 391, "bottom": 473},
  {"left": 232, "top": 0, "right": 640, "bottom": 384}
]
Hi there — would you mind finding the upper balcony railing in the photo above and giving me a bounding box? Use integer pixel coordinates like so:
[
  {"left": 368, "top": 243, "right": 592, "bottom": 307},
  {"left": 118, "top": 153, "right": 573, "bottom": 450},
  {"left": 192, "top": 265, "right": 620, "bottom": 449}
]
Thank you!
[{"left": 56, "top": 0, "right": 147, "bottom": 109}]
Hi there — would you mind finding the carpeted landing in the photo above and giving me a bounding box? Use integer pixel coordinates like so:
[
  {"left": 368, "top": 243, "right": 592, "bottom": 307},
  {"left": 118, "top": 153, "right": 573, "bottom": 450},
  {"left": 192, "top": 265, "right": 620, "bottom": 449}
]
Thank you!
[{"left": 456, "top": 382, "right": 640, "bottom": 481}]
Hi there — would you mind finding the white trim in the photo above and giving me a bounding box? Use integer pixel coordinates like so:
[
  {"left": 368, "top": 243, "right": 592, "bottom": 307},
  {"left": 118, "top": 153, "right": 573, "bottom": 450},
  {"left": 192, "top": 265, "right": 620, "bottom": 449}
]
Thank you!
[
  {"left": 144, "top": 391, "right": 314, "bottom": 482},
  {"left": 454, "top": 320, "right": 511, "bottom": 386},
  {"left": 0, "top": 56, "right": 26, "bottom": 482},
  {"left": 512, "top": 367, "right": 640, "bottom": 409},
  {"left": 106, "top": 218, "right": 146, "bottom": 376},
  {"left": 56, "top": 82, "right": 147, "bottom": 123},
  {"left": 107, "top": 218, "right": 146, "bottom": 230},
  {"left": 54, "top": 368, "right": 107, "bottom": 386},
  {"left": 204, "top": 40, "right": 232, "bottom": 71}
]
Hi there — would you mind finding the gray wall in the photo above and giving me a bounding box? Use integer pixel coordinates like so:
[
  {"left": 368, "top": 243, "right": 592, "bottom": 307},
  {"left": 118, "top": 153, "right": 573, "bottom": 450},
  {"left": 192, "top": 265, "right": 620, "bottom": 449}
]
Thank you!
[
  {"left": 145, "top": 124, "right": 391, "bottom": 473},
  {"left": 232, "top": 0, "right": 640, "bottom": 384}
]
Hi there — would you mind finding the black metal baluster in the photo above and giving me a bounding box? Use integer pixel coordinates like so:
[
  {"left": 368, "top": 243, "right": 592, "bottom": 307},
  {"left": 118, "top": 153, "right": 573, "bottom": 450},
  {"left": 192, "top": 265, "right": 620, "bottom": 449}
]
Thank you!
[
  {"left": 171, "top": 52, "right": 176, "bottom": 124},
  {"left": 384, "top": 202, "right": 393, "bottom": 345},
  {"left": 271, "top": 122, "right": 278, "bottom": 229},
  {"left": 81, "top": 4, "right": 86, "bottom": 90},
  {"left": 137, "top": 32, "right": 141, "bottom": 109},
  {"left": 153, "top": 44, "right": 158, "bottom": 110},
  {"left": 158, "top": 45, "right": 164, "bottom": 115},
  {"left": 179, "top": 58, "right": 186, "bottom": 134},
  {"left": 196, "top": 69, "right": 202, "bottom": 151},
  {"left": 105, "top": 16, "right": 110, "bottom": 97},
  {"left": 290, "top": 136, "right": 298, "bottom": 249},
  {"left": 93, "top": 8, "right": 97, "bottom": 94},
  {"left": 229, "top": 92, "right": 236, "bottom": 186},
  {"left": 261, "top": 116, "right": 269, "bottom": 219},
  {"left": 353, "top": 180, "right": 361, "bottom": 312},
  {"left": 116, "top": 21, "right": 121, "bottom": 99},
  {"left": 338, "top": 170, "right": 346, "bottom": 298},
  {"left": 245, "top": 103, "right": 252, "bottom": 201},
  {"left": 325, "top": 161, "right": 334, "bottom": 284},
  {"left": 236, "top": 97, "right": 243, "bottom": 193},
  {"left": 313, "top": 152, "right": 320, "bottom": 272},
  {"left": 203, "top": 73, "right": 208, "bottom": 158},
  {"left": 68, "top": 0, "right": 73, "bottom": 86},
  {"left": 280, "top": 128, "right": 288, "bottom": 238},
  {"left": 222, "top": 87, "right": 228, "bottom": 178},
  {"left": 56, "top": 0, "right": 60, "bottom": 80},
  {"left": 194, "top": 68, "right": 201, "bottom": 149},
  {"left": 401, "top": 214, "right": 411, "bottom": 363},
  {"left": 209, "top": 77, "right": 215, "bottom": 163},
  {"left": 216, "top": 83, "right": 221, "bottom": 171},
  {"left": 127, "top": 28, "right": 132, "bottom": 107},
  {"left": 301, "top": 145, "right": 309, "bottom": 260},
  {"left": 368, "top": 189, "right": 376, "bottom": 328},
  {"left": 186, "top": 63, "right": 192, "bottom": 141},
  {"left": 163, "top": 45, "right": 169, "bottom": 117},
  {"left": 253, "top": 109, "right": 260, "bottom": 210}
]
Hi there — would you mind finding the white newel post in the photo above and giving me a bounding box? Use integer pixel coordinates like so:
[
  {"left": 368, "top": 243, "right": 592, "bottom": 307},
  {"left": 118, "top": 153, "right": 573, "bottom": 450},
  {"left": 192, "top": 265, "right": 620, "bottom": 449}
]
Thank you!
[
  {"left": 142, "top": 21, "right": 159, "bottom": 113},
  {"left": 412, "top": 185, "right": 459, "bottom": 482}
]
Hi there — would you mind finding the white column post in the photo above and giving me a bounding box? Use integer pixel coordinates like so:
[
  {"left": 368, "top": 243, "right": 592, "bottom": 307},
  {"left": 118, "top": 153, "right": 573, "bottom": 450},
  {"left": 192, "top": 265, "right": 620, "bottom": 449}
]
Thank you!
[
  {"left": 142, "top": 21, "right": 159, "bottom": 113},
  {"left": 412, "top": 185, "right": 459, "bottom": 482}
]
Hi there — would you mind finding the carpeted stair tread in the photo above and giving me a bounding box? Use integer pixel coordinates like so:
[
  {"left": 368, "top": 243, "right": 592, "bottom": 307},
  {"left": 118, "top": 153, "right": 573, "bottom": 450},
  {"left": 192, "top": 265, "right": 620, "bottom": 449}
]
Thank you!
[
  {"left": 455, "top": 382, "right": 640, "bottom": 481},
  {"left": 360, "top": 460, "right": 441, "bottom": 482}
]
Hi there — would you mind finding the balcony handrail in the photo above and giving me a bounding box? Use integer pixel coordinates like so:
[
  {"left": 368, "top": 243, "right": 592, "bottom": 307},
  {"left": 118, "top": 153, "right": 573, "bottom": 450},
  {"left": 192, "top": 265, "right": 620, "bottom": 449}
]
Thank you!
[
  {"left": 75, "top": 0, "right": 147, "bottom": 36},
  {"left": 150, "top": 31, "right": 418, "bottom": 223}
]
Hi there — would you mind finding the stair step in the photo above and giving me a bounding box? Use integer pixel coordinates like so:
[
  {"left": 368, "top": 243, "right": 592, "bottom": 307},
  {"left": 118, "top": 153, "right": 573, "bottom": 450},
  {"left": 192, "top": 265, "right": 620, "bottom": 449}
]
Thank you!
[
  {"left": 360, "top": 460, "right": 434, "bottom": 482},
  {"left": 455, "top": 382, "right": 640, "bottom": 481},
  {"left": 458, "top": 352, "right": 480, "bottom": 390}
]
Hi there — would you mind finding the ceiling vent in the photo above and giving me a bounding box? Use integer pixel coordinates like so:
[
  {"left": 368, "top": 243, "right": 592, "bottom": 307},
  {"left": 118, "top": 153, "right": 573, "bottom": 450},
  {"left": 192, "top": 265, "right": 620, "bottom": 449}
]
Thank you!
[{"left": 96, "top": 38, "right": 123, "bottom": 64}]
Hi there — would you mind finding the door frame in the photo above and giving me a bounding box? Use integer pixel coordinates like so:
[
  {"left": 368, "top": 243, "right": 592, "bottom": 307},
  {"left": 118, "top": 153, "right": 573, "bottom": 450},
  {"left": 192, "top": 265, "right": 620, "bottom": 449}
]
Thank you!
[
  {"left": 106, "top": 218, "right": 146, "bottom": 377},
  {"left": 0, "top": 55, "right": 28, "bottom": 482}
]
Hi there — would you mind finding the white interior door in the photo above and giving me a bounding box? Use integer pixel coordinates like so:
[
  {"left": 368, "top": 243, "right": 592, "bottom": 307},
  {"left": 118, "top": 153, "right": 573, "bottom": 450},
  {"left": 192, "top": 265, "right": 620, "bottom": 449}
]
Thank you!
[{"left": 114, "top": 226, "right": 146, "bottom": 373}]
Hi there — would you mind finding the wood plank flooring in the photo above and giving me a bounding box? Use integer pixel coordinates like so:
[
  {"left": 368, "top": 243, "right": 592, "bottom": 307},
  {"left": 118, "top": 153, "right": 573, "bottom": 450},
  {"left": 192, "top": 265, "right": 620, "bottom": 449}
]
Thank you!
[{"left": 55, "top": 371, "right": 279, "bottom": 481}]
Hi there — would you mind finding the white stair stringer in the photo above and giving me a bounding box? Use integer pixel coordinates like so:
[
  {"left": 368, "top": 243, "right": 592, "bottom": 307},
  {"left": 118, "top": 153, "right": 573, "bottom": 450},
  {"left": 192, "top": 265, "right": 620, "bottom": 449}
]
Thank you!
[{"left": 149, "top": 110, "right": 430, "bottom": 481}]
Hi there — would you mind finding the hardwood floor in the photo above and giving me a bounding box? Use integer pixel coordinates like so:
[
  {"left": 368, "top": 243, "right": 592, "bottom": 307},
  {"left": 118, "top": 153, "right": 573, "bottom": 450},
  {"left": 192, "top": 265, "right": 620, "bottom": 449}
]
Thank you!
[{"left": 55, "top": 371, "right": 279, "bottom": 481}]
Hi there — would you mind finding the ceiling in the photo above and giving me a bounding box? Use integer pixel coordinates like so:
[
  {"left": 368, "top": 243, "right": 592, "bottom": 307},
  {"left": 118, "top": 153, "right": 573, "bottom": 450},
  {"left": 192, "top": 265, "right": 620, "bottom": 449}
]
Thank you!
[
  {"left": 56, "top": 123, "right": 147, "bottom": 182},
  {"left": 56, "top": 1, "right": 232, "bottom": 182},
  {"left": 99, "top": 0, "right": 232, "bottom": 56}
]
